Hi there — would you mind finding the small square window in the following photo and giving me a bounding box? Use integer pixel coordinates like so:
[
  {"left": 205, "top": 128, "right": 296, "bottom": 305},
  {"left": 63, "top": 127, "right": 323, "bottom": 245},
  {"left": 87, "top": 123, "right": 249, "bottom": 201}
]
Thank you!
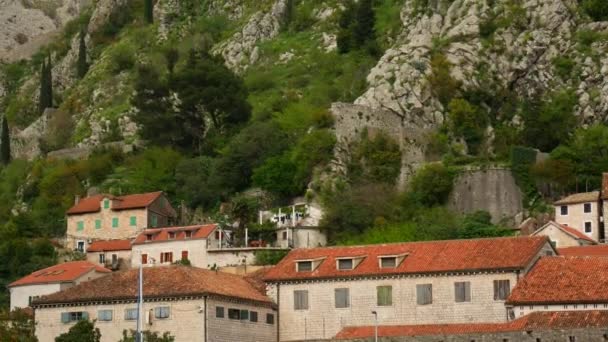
[
  {"left": 185, "top": 231, "right": 192, "bottom": 238},
  {"left": 294, "top": 290, "right": 309, "bottom": 310},
  {"left": 124, "top": 309, "right": 138, "bottom": 321},
  {"left": 416, "top": 284, "right": 433, "bottom": 305},
  {"left": 494, "top": 280, "right": 511, "bottom": 301},
  {"left": 560, "top": 206, "right": 568, "bottom": 215},
  {"left": 103, "top": 199, "right": 110, "bottom": 209},
  {"left": 98, "top": 310, "right": 112, "bottom": 322},
  {"left": 380, "top": 257, "right": 397, "bottom": 268},
  {"left": 77, "top": 221, "right": 84, "bottom": 231},
  {"left": 297, "top": 261, "right": 312, "bottom": 272},
  {"left": 216, "top": 306, "right": 224, "bottom": 318},
  {"left": 337, "top": 259, "right": 353, "bottom": 270},
  {"left": 584, "top": 203, "right": 592, "bottom": 213},
  {"left": 454, "top": 281, "right": 471, "bottom": 303},
  {"left": 239, "top": 309, "right": 249, "bottom": 320},
  {"left": 377, "top": 286, "right": 392, "bottom": 306},
  {"left": 335, "top": 288, "right": 350, "bottom": 308},
  {"left": 250, "top": 311, "right": 258, "bottom": 322},
  {"left": 228, "top": 308, "right": 240, "bottom": 320},
  {"left": 266, "top": 313, "right": 274, "bottom": 325},
  {"left": 585, "top": 222, "right": 592, "bottom": 233},
  {"left": 154, "top": 307, "right": 170, "bottom": 319},
  {"left": 130, "top": 216, "right": 137, "bottom": 226},
  {"left": 168, "top": 232, "right": 175, "bottom": 240}
]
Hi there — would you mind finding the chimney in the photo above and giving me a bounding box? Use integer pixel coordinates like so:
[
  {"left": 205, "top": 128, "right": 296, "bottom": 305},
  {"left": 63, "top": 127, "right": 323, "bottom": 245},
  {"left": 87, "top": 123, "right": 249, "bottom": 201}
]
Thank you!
[
  {"left": 602, "top": 173, "right": 608, "bottom": 199},
  {"left": 74, "top": 195, "right": 80, "bottom": 205}
]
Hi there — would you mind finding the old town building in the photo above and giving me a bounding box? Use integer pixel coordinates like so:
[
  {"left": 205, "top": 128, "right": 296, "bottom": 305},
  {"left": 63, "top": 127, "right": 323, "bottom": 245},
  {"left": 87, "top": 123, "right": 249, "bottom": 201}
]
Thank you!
[
  {"left": 86, "top": 239, "right": 132, "bottom": 271},
  {"left": 532, "top": 221, "right": 597, "bottom": 248}
]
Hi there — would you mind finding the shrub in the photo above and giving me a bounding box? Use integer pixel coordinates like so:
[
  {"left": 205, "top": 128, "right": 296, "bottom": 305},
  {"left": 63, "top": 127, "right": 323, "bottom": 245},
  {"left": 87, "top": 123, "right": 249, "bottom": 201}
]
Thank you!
[
  {"left": 552, "top": 56, "right": 576, "bottom": 79},
  {"left": 581, "top": 0, "right": 608, "bottom": 21},
  {"left": 348, "top": 131, "right": 401, "bottom": 185},
  {"left": 255, "top": 250, "right": 289, "bottom": 265},
  {"left": 109, "top": 43, "right": 136, "bottom": 74},
  {"left": 428, "top": 53, "right": 461, "bottom": 106},
  {"left": 447, "top": 98, "right": 487, "bottom": 154},
  {"left": 408, "top": 163, "right": 455, "bottom": 207},
  {"left": 252, "top": 154, "right": 299, "bottom": 197},
  {"left": 55, "top": 320, "right": 101, "bottom": 342}
]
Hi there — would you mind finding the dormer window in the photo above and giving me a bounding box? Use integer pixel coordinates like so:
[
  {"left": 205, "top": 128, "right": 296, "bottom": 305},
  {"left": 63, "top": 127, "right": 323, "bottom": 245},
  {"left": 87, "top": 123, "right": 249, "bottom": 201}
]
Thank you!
[
  {"left": 185, "top": 231, "right": 192, "bottom": 239},
  {"left": 337, "top": 258, "right": 353, "bottom": 270},
  {"left": 103, "top": 199, "right": 110, "bottom": 209},
  {"left": 146, "top": 234, "right": 153, "bottom": 241},
  {"left": 380, "top": 257, "right": 397, "bottom": 268},
  {"left": 168, "top": 232, "right": 175, "bottom": 240},
  {"left": 297, "top": 261, "right": 312, "bottom": 272}
]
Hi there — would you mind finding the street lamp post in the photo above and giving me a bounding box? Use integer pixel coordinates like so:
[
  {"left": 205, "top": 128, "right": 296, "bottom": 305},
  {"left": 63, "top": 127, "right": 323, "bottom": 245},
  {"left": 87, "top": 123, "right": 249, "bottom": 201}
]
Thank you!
[
  {"left": 371, "top": 310, "right": 378, "bottom": 342},
  {"left": 136, "top": 251, "right": 144, "bottom": 342}
]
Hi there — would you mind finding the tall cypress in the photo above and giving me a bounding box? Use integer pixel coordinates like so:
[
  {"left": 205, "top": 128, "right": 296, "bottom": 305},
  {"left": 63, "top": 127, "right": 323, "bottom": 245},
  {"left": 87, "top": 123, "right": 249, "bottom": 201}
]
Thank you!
[
  {"left": 0, "top": 116, "right": 10, "bottom": 165},
  {"left": 353, "top": 0, "right": 375, "bottom": 47},
  {"left": 77, "top": 29, "right": 89, "bottom": 78},
  {"left": 144, "top": 0, "right": 153, "bottom": 24},
  {"left": 38, "top": 59, "right": 49, "bottom": 114},
  {"left": 46, "top": 54, "right": 53, "bottom": 109}
]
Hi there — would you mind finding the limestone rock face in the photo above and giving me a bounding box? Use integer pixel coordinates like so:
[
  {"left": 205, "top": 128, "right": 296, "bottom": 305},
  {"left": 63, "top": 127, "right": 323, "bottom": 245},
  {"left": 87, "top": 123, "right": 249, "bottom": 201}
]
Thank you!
[
  {"left": 87, "top": 0, "right": 129, "bottom": 35},
  {"left": 0, "top": 0, "right": 85, "bottom": 62},
  {"left": 215, "top": 0, "right": 288, "bottom": 73}
]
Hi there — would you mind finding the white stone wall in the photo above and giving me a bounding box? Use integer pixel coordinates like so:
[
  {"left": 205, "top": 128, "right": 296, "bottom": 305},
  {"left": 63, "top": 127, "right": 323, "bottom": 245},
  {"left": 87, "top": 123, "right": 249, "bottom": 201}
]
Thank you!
[
  {"left": 207, "top": 249, "right": 258, "bottom": 268},
  {"left": 131, "top": 239, "right": 209, "bottom": 268},
  {"left": 275, "top": 273, "right": 518, "bottom": 341},
  {"left": 86, "top": 250, "right": 132, "bottom": 269},
  {"left": 512, "top": 303, "right": 608, "bottom": 319},
  {"left": 554, "top": 201, "right": 599, "bottom": 241},
  {"left": 276, "top": 228, "right": 327, "bottom": 249},
  {"left": 35, "top": 298, "right": 276, "bottom": 342},
  {"left": 533, "top": 224, "right": 585, "bottom": 248},
  {"left": 10, "top": 283, "right": 62, "bottom": 311}
]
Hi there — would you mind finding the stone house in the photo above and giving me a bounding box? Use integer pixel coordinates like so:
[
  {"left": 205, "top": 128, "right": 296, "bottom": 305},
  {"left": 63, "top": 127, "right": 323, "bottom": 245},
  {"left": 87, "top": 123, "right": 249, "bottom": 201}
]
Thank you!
[
  {"left": 32, "top": 266, "right": 276, "bottom": 342},
  {"left": 131, "top": 224, "right": 288, "bottom": 269},
  {"left": 259, "top": 202, "right": 327, "bottom": 249},
  {"left": 263, "top": 236, "right": 555, "bottom": 341},
  {"left": 506, "top": 256, "right": 608, "bottom": 319},
  {"left": 65, "top": 191, "right": 176, "bottom": 252},
  {"left": 326, "top": 310, "right": 608, "bottom": 342},
  {"left": 86, "top": 239, "right": 132, "bottom": 271},
  {"left": 531, "top": 221, "right": 596, "bottom": 248},
  {"left": 8, "top": 261, "right": 110, "bottom": 311},
  {"left": 554, "top": 191, "right": 601, "bottom": 242}
]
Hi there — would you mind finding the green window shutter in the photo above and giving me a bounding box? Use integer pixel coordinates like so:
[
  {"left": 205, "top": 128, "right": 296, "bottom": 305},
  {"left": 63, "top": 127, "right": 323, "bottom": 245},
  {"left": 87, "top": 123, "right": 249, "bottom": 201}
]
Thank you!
[
  {"left": 151, "top": 215, "right": 158, "bottom": 227},
  {"left": 103, "top": 199, "right": 109, "bottom": 209},
  {"left": 77, "top": 221, "right": 84, "bottom": 231},
  {"left": 112, "top": 218, "right": 118, "bottom": 228},
  {"left": 95, "top": 220, "right": 101, "bottom": 229},
  {"left": 61, "top": 313, "right": 70, "bottom": 323},
  {"left": 81, "top": 312, "right": 89, "bottom": 320},
  {"left": 130, "top": 216, "right": 137, "bottom": 226}
]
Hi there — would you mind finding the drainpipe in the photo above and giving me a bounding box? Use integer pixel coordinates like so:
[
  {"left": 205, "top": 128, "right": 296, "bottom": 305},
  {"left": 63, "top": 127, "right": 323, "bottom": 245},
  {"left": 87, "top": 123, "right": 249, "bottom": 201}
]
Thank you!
[{"left": 203, "top": 295, "right": 208, "bottom": 342}]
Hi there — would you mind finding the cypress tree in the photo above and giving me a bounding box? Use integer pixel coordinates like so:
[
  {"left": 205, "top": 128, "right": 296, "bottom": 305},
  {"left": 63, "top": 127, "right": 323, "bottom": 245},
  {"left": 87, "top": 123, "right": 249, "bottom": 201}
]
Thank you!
[
  {"left": 77, "top": 29, "right": 89, "bottom": 78},
  {"left": 38, "top": 59, "right": 49, "bottom": 114},
  {"left": 46, "top": 54, "right": 53, "bottom": 109},
  {"left": 144, "top": 0, "right": 153, "bottom": 24},
  {"left": 0, "top": 116, "right": 10, "bottom": 165},
  {"left": 353, "top": 0, "right": 375, "bottom": 47}
]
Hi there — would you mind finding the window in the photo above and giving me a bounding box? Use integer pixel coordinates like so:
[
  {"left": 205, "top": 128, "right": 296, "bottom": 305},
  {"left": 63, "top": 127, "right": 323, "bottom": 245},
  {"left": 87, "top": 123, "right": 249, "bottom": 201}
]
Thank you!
[
  {"left": 560, "top": 206, "right": 568, "bottom": 215},
  {"left": 294, "top": 290, "right": 309, "bottom": 310},
  {"left": 103, "top": 199, "right": 110, "bottom": 209},
  {"left": 266, "top": 313, "right": 274, "bottom": 325},
  {"left": 454, "top": 281, "right": 471, "bottom": 303},
  {"left": 494, "top": 280, "right": 511, "bottom": 300},
  {"left": 124, "top": 308, "right": 138, "bottom": 321},
  {"left": 585, "top": 222, "right": 592, "bottom": 233},
  {"left": 250, "top": 311, "right": 258, "bottom": 322},
  {"left": 160, "top": 252, "right": 173, "bottom": 263},
  {"left": 151, "top": 215, "right": 158, "bottom": 227},
  {"left": 146, "top": 234, "right": 153, "bottom": 241},
  {"left": 569, "top": 337, "right": 576, "bottom": 342},
  {"left": 77, "top": 221, "right": 84, "bottom": 231},
  {"left": 216, "top": 306, "right": 224, "bottom": 318},
  {"left": 584, "top": 203, "right": 592, "bottom": 213},
  {"left": 130, "top": 216, "right": 137, "bottom": 226},
  {"left": 28, "top": 296, "right": 39, "bottom": 305},
  {"left": 377, "top": 286, "right": 392, "bottom": 306},
  {"left": 61, "top": 312, "right": 88, "bottom": 323},
  {"left": 416, "top": 284, "right": 433, "bottom": 305},
  {"left": 77, "top": 241, "right": 85, "bottom": 253},
  {"left": 215, "top": 231, "right": 221, "bottom": 240},
  {"left": 99, "top": 254, "right": 105, "bottom": 264},
  {"left": 185, "top": 231, "right": 192, "bottom": 239},
  {"left": 337, "top": 259, "right": 353, "bottom": 270},
  {"left": 282, "top": 231, "right": 287, "bottom": 240},
  {"left": 380, "top": 257, "right": 396, "bottom": 268},
  {"left": 98, "top": 310, "right": 112, "bottom": 322},
  {"left": 141, "top": 254, "right": 148, "bottom": 264},
  {"left": 228, "top": 308, "right": 240, "bottom": 320},
  {"left": 335, "top": 288, "right": 350, "bottom": 308},
  {"left": 181, "top": 251, "right": 189, "bottom": 260},
  {"left": 95, "top": 220, "right": 101, "bottom": 229},
  {"left": 154, "top": 307, "right": 170, "bottom": 319},
  {"left": 168, "top": 232, "right": 176, "bottom": 240},
  {"left": 297, "top": 261, "right": 312, "bottom": 272},
  {"left": 240, "top": 309, "right": 249, "bottom": 320},
  {"left": 112, "top": 217, "right": 118, "bottom": 228}
]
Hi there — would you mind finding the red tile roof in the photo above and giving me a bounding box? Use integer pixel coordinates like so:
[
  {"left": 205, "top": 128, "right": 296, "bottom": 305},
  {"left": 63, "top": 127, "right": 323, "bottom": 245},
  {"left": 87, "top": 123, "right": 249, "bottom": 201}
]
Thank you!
[
  {"left": 87, "top": 239, "right": 132, "bottom": 252},
  {"left": 335, "top": 310, "right": 608, "bottom": 339},
  {"left": 554, "top": 191, "right": 599, "bottom": 205},
  {"left": 559, "top": 245, "right": 608, "bottom": 257},
  {"left": 507, "top": 256, "right": 608, "bottom": 305},
  {"left": 66, "top": 191, "right": 173, "bottom": 215},
  {"left": 132, "top": 224, "right": 217, "bottom": 245},
  {"left": 264, "top": 236, "right": 550, "bottom": 282},
  {"left": 32, "top": 266, "right": 271, "bottom": 306},
  {"left": 560, "top": 224, "right": 596, "bottom": 243},
  {"left": 9, "top": 261, "right": 111, "bottom": 287}
]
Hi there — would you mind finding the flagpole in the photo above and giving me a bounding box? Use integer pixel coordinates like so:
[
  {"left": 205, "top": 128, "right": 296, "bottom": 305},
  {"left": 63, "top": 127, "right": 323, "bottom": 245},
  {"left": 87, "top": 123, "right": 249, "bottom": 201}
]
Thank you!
[{"left": 137, "top": 251, "right": 143, "bottom": 342}]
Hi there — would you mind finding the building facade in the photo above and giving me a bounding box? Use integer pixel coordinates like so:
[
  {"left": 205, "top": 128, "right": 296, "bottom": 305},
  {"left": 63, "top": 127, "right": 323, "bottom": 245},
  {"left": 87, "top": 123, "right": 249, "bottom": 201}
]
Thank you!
[
  {"left": 86, "top": 239, "right": 132, "bottom": 271},
  {"left": 531, "top": 221, "right": 596, "bottom": 248},
  {"left": 65, "top": 191, "right": 176, "bottom": 252},
  {"left": 264, "top": 236, "right": 554, "bottom": 341},
  {"left": 554, "top": 191, "right": 600, "bottom": 242},
  {"left": 33, "top": 266, "right": 277, "bottom": 342},
  {"left": 8, "top": 261, "right": 110, "bottom": 311}
]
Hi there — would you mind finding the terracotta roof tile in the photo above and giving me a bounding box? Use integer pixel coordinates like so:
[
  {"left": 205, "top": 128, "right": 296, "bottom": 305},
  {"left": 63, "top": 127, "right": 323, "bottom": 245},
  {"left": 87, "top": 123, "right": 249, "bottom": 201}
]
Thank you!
[
  {"left": 66, "top": 191, "right": 174, "bottom": 215},
  {"left": 264, "top": 236, "right": 549, "bottom": 282},
  {"left": 554, "top": 191, "right": 599, "bottom": 205},
  {"left": 9, "top": 261, "right": 111, "bottom": 287},
  {"left": 32, "top": 266, "right": 271, "bottom": 306},
  {"left": 559, "top": 245, "right": 608, "bottom": 257},
  {"left": 132, "top": 224, "right": 217, "bottom": 245},
  {"left": 558, "top": 223, "right": 597, "bottom": 243},
  {"left": 335, "top": 310, "right": 608, "bottom": 339},
  {"left": 87, "top": 239, "right": 132, "bottom": 252},
  {"left": 507, "top": 256, "right": 608, "bottom": 305}
]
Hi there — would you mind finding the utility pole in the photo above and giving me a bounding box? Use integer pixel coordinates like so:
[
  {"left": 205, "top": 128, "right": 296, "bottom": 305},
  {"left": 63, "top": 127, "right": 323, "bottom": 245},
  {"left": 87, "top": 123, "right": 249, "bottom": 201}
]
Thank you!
[
  {"left": 137, "top": 251, "right": 144, "bottom": 342},
  {"left": 371, "top": 310, "right": 378, "bottom": 342}
]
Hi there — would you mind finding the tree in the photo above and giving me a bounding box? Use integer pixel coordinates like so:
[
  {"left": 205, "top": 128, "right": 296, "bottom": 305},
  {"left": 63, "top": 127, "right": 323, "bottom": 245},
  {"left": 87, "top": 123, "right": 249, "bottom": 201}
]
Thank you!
[
  {"left": 353, "top": 0, "right": 376, "bottom": 50},
  {"left": 0, "top": 309, "right": 37, "bottom": 342},
  {"left": 0, "top": 116, "right": 10, "bottom": 165},
  {"left": 120, "top": 330, "right": 175, "bottom": 342},
  {"left": 408, "top": 163, "right": 455, "bottom": 207},
  {"left": 252, "top": 154, "right": 299, "bottom": 197},
  {"left": 582, "top": 0, "right": 608, "bottom": 21},
  {"left": 38, "top": 55, "right": 53, "bottom": 114},
  {"left": 55, "top": 320, "right": 101, "bottom": 342},
  {"left": 77, "top": 29, "right": 89, "bottom": 78},
  {"left": 337, "top": 1, "right": 356, "bottom": 53},
  {"left": 144, "top": 0, "right": 153, "bottom": 24},
  {"left": 456, "top": 211, "right": 512, "bottom": 239},
  {"left": 164, "top": 47, "right": 179, "bottom": 74},
  {"left": 347, "top": 131, "right": 402, "bottom": 185},
  {"left": 447, "top": 98, "right": 487, "bottom": 154}
]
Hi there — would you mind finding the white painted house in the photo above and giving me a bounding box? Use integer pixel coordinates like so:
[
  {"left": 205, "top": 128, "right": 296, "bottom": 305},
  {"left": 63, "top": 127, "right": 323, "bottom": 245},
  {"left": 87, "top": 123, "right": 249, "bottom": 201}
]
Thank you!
[
  {"left": 532, "top": 221, "right": 596, "bottom": 248},
  {"left": 263, "top": 236, "right": 555, "bottom": 341}
]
